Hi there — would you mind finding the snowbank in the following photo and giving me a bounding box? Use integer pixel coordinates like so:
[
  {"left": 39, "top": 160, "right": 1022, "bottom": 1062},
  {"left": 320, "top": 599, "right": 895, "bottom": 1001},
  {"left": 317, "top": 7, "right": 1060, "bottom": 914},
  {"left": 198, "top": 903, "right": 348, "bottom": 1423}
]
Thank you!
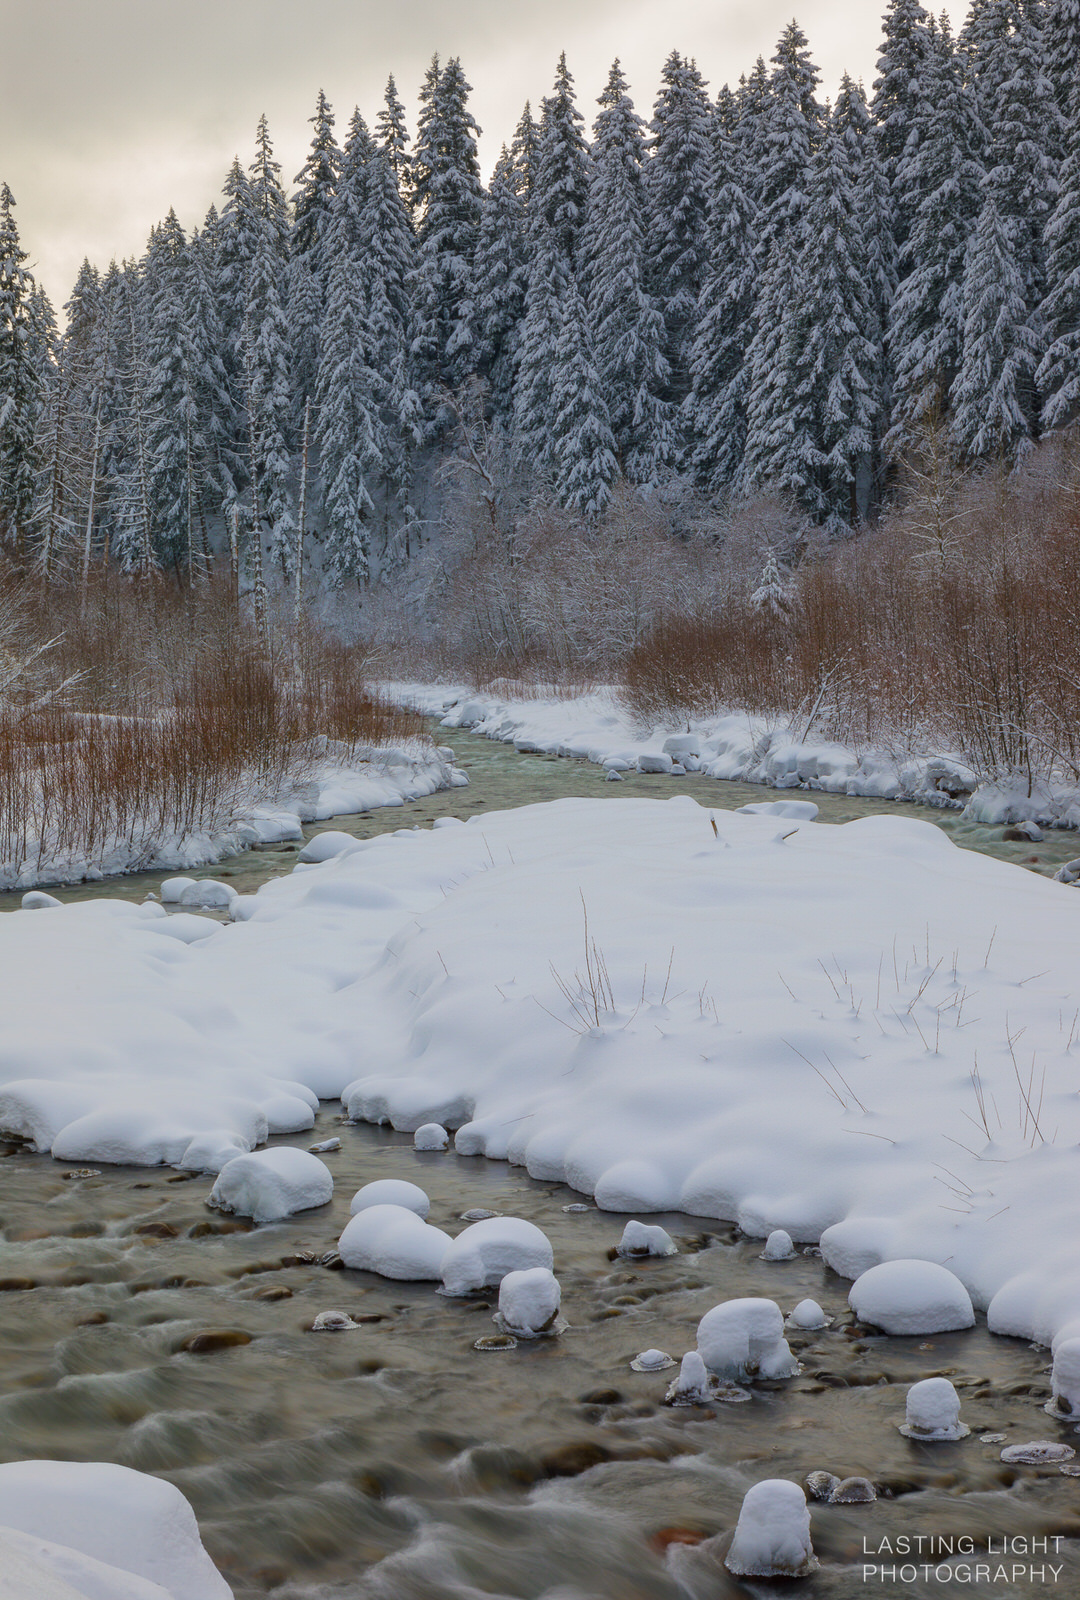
[
  {"left": 392, "top": 680, "right": 1080, "bottom": 830},
  {"left": 0, "top": 1461, "right": 231, "bottom": 1599},
  {"left": 0, "top": 741, "right": 465, "bottom": 893},
  {"left": 8, "top": 793, "right": 1080, "bottom": 1348}
]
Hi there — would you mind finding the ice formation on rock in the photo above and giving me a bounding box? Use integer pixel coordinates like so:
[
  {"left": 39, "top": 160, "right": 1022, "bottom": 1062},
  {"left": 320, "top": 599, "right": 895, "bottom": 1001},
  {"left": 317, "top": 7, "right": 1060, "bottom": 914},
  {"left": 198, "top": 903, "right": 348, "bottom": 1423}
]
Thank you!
[{"left": 631, "top": 1349, "right": 676, "bottom": 1372}]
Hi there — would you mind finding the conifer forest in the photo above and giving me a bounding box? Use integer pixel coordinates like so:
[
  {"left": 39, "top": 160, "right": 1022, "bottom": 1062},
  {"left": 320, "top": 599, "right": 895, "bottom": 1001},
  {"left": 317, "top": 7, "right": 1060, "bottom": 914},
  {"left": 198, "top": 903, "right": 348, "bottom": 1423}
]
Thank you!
[{"left": 0, "top": 0, "right": 1079, "bottom": 623}]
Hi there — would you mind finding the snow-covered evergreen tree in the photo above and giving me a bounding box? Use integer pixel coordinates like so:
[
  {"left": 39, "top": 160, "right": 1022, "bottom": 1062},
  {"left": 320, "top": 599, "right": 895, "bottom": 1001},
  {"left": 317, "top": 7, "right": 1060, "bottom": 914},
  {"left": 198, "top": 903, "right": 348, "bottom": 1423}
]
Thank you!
[
  {"left": 0, "top": 185, "right": 43, "bottom": 557},
  {"left": 1037, "top": 74, "right": 1080, "bottom": 428},
  {"left": 244, "top": 116, "right": 294, "bottom": 572},
  {"left": 290, "top": 91, "right": 341, "bottom": 419},
  {"left": 1046, "top": 0, "right": 1080, "bottom": 118},
  {"left": 473, "top": 147, "right": 527, "bottom": 432},
  {"left": 684, "top": 94, "right": 758, "bottom": 496},
  {"left": 411, "top": 56, "right": 484, "bottom": 418},
  {"left": 742, "top": 22, "right": 822, "bottom": 496},
  {"left": 952, "top": 192, "right": 1042, "bottom": 462},
  {"left": 887, "top": 16, "right": 983, "bottom": 445},
  {"left": 291, "top": 91, "right": 340, "bottom": 261},
  {"left": 583, "top": 60, "right": 671, "bottom": 483},
  {"left": 645, "top": 52, "right": 713, "bottom": 403},
  {"left": 509, "top": 102, "right": 541, "bottom": 202},
  {"left": 513, "top": 233, "right": 567, "bottom": 485},
  {"left": 143, "top": 211, "right": 196, "bottom": 569},
  {"left": 871, "top": 0, "right": 932, "bottom": 250},
  {"left": 552, "top": 272, "right": 617, "bottom": 519},
  {"left": 532, "top": 54, "right": 591, "bottom": 267},
  {"left": 376, "top": 75, "right": 412, "bottom": 203}
]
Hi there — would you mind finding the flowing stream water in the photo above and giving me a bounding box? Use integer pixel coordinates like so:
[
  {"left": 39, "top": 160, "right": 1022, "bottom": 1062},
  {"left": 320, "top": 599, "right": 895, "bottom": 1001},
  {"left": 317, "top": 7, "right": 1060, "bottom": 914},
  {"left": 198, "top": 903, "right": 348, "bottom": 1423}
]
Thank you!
[{"left": 2, "top": 729, "right": 1080, "bottom": 1598}]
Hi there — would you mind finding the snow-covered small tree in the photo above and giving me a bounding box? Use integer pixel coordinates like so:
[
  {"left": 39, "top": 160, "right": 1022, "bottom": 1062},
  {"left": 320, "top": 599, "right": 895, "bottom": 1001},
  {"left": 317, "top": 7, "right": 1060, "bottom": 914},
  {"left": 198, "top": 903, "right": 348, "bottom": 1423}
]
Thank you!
[{"left": 749, "top": 551, "right": 793, "bottom": 617}]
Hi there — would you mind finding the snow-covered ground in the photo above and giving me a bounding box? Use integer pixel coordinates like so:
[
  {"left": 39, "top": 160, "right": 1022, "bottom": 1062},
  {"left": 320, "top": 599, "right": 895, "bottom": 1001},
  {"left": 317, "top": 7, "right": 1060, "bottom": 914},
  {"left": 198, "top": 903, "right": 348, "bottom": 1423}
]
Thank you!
[
  {"left": 394, "top": 680, "right": 1080, "bottom": 830},
  {"left": 4, "top": 792, "right": 1080, "bottom": 1356},
  {"left": 0, "top": 740, "right": 466, "bottom": 892}
]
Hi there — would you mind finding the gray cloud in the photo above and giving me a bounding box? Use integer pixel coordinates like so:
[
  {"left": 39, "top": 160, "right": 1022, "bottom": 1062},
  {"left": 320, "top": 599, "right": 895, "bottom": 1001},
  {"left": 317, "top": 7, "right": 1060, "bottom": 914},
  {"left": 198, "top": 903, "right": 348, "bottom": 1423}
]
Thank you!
[{"left": 2, "top": 0, "right": 960, "bottom": 309}]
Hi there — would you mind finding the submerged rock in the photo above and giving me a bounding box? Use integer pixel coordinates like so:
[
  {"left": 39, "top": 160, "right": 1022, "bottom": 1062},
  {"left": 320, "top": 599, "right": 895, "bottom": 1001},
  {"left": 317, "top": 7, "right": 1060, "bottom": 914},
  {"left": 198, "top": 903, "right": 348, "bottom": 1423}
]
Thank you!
[
  {"left": 310, "top": 1310, "right": 359, "bottom": 1331},
  {"left": 1000, "top": 1441, "right": 1076, "bottom": 1465},
  {"left": 631, "top": 1348, "right": 676, "bottom": 1373}
]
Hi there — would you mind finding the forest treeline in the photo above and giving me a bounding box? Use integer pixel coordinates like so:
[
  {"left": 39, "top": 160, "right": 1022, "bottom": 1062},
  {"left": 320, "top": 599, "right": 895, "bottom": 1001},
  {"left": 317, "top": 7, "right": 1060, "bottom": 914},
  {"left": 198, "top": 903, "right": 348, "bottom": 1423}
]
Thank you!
[{"left": 0, "top": 0, "right": 1078, "bottom": 605}]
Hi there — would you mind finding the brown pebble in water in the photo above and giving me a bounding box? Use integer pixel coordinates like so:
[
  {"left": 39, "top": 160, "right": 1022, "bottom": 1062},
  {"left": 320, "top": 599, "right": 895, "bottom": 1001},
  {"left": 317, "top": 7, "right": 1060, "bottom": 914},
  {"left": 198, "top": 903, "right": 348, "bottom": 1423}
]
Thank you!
[
  {"left": 649, "top": 1528, "right": 708, "bottom": 1553},
  {"left": 180, "top": 1329, "right": 253, "bottom": 1354},
  {"left": 228, "top": 1261, "right": 285, "bottom": 1279},
  {"left": 0, "top": 1277, "right": 35, "bottom": 1291},
  {"left": 354, "top": 1314, "right": 385, "bottom": 1324},
  {"left": 76, "top": 1311, "right": 109, "bottom": 1326},
  {"left": 248, "top": 1285, "right": 293, "bottom": 1301},
  {"left": 280, "top": 1251, "right": 319, "bottom": 1267},
  {"left": 580, "top": 1389, "right": 624, "bottom": 1405},
  {"left": 134, "top": 1222, "right": 179, "bottom": 1239},
  {"left": 166, "top": 1171, "right": 201, "bottom": 1183},
  {"left": 540, "top": 1441, "right": 614, "bottom": 1478}
]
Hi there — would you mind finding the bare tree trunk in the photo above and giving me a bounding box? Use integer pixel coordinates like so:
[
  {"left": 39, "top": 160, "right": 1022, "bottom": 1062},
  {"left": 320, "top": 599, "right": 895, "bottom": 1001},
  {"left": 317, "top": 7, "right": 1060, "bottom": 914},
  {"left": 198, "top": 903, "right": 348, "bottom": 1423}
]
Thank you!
[{"left": 295, "top": 394, "right": 310, "bottom": 628}]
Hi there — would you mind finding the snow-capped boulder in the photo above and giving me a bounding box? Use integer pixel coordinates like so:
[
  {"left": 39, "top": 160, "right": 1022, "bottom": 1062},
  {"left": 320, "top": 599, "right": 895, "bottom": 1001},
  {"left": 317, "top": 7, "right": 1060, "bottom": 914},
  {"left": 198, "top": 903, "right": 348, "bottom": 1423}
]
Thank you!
[
  {"left": 414, "top": 1123, "right": 450, "bottom": 1151},
  {"left": 786, "top": 1299, "right": 830, "bottom": 1331},
  {"left": 159, "top": 877, "right": 196, "bottom": 903},
  {"left": 900, "top": 1377, "right": 968, "bottom": 1441},
  {"left": 665, "top": 1350, "right": 713, "bottom": 1406},
  {"left": 761, "top": 1229, "right": 798, "bottom": 1261},
  {"left": 0, "top": 1460, "right": 232, "bottom": 1599},
  {"left": 496, "top": 1267, "right": 561, "bottom": 1337},
  {"left": 736, "top": 800, "right": 820, "bottom": 822},
  {"left": 208, "top": 1147, "right": 333, "bottom": 1223},
  {"left": 20, "top": 891, "right": 62, "bottom": 910},
  {"left": 696, "top": 1298, "right": 798, "bottom": 1381},
  {"left": 637, "top": 752, "right": 674, "bottom": 775},
  {"left": 349, "top": 1178, "right": 430, "bottom": 1218},
  {"left": 1047, "top": 1338, "right": 1080, "bottom": 1418},
  {"left": 297, "top": 831, "right": 360, "bottom": 864},
  {"left": 618, "top": 1220, "right": 677, "bottom": 1258},
  {"left": 662, "top": 735, "right": 702, "bottom": 760},
  {"left": 338, "top": 1203, "right": 451, "bottom": 1280},
  {"left": 849, "top": 1259, "right": 974, "bottom": 1335},
  {"left": 440, "top": 1217, "right": 553, "bottom": 1296},
  {"left": 178, "top": 880, "right": 236, "bottom": 909},
  {"left": 725, "top": 1480, "right": 816, "bottom": 1579}
]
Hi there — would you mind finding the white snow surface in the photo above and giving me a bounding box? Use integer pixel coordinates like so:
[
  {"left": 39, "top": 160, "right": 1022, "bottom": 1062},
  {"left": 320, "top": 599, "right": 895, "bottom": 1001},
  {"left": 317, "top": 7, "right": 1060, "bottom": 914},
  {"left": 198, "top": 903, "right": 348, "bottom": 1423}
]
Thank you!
[
  {"left": 2, "top": 741, "right": 462, "bottom": 891},
  {"left": 0, "top": 1526, "right": 174, "bottom": 1600},
  {"left": 849, "top": 1260, "right": 975, "bottom": 1336},
  {"left": 7, "top": 792, "right": 1080, "bottom": 1344},
  {"left": 337, "top": 1203, "right": 452, "bottom": 1280},
  {"left": 0, "top": 1461, "right": 231, "bottom": 1599},
  {"left": 725, "top": 1479, "right": 816, "bottom": 1578},
  {"left": 208, "top": 1147, "right": 333, "bottom": 1222}
]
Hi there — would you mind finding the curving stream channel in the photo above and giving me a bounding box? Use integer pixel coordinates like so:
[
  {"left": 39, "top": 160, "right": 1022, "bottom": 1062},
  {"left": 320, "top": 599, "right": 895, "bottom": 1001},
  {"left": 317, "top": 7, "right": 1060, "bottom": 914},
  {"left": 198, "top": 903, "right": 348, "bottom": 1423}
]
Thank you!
[{"left": 2, "top": 729, "right": 1080, "bottom": 1598}]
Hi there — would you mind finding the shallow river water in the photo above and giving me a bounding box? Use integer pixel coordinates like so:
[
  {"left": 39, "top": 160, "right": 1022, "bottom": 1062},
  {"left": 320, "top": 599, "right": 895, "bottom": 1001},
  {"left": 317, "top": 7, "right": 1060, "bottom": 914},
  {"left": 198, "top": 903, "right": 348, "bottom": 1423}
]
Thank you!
[{"left": 2, "top": 730, "right": 1080, "bottom": 1597}]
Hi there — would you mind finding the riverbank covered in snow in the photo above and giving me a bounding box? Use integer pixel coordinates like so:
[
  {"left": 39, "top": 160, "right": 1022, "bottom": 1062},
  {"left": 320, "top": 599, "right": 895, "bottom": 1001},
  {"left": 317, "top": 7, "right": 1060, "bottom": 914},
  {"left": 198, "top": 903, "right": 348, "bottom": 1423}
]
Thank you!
[
  {"left": 0, "top": 740, "right": 467, "bottom": 893},
  {"left": 4, "top": 793, "right": 1080, "bottom": 1352},
  {"left": 393, "top": 681, "right": 1080, "bottom": 833}
]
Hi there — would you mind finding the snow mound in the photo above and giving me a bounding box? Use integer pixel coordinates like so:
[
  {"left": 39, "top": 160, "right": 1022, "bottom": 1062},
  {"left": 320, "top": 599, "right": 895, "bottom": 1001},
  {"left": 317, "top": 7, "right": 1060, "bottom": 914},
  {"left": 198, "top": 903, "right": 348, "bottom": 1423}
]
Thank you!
[
  {"left": 737, "top": 800, "right": 819, "bottom": 821},
  {"left": 159, "top": 877, "right": 196, "bottom": 903},
  {"left": 618, "top": 1220, "right": 677, "bottom": 1257},
  {"left": 496, "top": 1267, "right": 561, "bottom": 1337},
  {"left": 440, "top": 1217, "right": 553, "bottom": 1296},
  {"left": 900, "top": 1377, "right": 969, "bottom": 1441},
  {"left": 297, "top": 831, "right": 361, "bottom": 863},
  {"left": 761, "top": 1229, "right": 798, "bottom": 1260},
  {"left": 849, "top": 1259, "right": 974, "bottom": 1335},
  {"left": 725, "top": 1480, "right": 816, "bottom": 1579},
  {"left": 0, "top": 1526, "right": 175, "bottom": 1599},
  {"left": 178, "top": 880, "right": 236, "bottom": 909},
  {"left": 696, "top": 1298, "right": 798, "bottom": 1381},
  {"left": 787, "top": 1298, "right": 830, "bottom": 1330},
  {"left": 414, "top": 1123, "right": 450, "bottom": 1151},
  {"left": 21, "top": 891, "right": 62, "bottom": 910},
  {"left": 665, "top": 1350, "right": 713, "bottom": 1405},
  {"left": 208, "top": 1147, "right": 333, "bottom": 1223},
  {"left": 338, "top": 1203, "right": 452, "bottom": 1279},
  {"left": 0, "top": 1460, "right": 232, "bottom": 1599},
  {"left": 349, "top": 1178, "right": 430, "bottom": 1218}
]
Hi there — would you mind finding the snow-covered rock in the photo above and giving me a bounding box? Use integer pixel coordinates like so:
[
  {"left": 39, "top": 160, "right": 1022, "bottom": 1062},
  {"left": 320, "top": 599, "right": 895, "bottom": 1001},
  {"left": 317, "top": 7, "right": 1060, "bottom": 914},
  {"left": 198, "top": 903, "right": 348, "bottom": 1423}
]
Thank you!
[
  {"left": 178, "top": 880, "right": 237, "bottom": 909},
  {"left": 630, "top": 1348, "right": 675, "bottom": 1373},
  {"left": 21, "top": 891, "right": 62, "bottom": 910},
  {"left": 849, "top": 1260, "right": 974, "bottom": 1335},
  {"left": 665, "top": 1350, "right": 713, "bottom": 1405},
  {"left": 349, "top": 1178, "right": 430, "bottom": 1218},
  {"left": 496, "top": 1267, "right": 561, "bottom": 1337},
  {"left": 725, "top": 1480, "right": 816, "bottom": 1579},
  {"left": 786, "top": 1298, "right": 829, "bottom": 1330},
  {"left": 637, "top": 752, "right": 674, "bottom": 775},
  {"left": 0, "top": 1461, "right": 231, "bottom": 1599},
  {"left": 1047, "top": 1338, "right": 1080, "bottom": 1418},
  {"left": 338, "top": 1203, "right": 451, "bottom": 1279},
  {"left": 617, "top": 1220, "right": 677, "bottom": 1257},
  {"left": 159, "top": 876, "right": 197, "bottom": 902},
  {"left": 696, "top": 1298, "right": 798, "bottom": 1381},
  {"left": 414, "top": 1122, "right": 450, "bottom": 1151},
  {"left": 761, "top": 1229, "right": 798, "bottom": 1260},
  {"left": 297, "top": 831, "right": 361, "bottom": 864},
  {"left": 208, "top": 1147, "right": 333, "bottom": 1223},
  {"left": 440, "top": 1217, "right": 553, "bottom": 1296},
  {"left": 900, "top": 1377, "right": 969, "bottom": 1441},
  {"left": 736, "top": 800, "right": 819, "bottom": 822}
]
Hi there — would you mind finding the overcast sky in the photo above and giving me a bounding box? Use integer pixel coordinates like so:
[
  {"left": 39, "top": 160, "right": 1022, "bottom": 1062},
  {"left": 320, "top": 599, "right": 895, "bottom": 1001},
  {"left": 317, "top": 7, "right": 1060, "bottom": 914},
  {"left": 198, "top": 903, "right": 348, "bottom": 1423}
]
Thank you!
[{"left": 3, "top": 0, "right": 961, "bottom": 311}]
